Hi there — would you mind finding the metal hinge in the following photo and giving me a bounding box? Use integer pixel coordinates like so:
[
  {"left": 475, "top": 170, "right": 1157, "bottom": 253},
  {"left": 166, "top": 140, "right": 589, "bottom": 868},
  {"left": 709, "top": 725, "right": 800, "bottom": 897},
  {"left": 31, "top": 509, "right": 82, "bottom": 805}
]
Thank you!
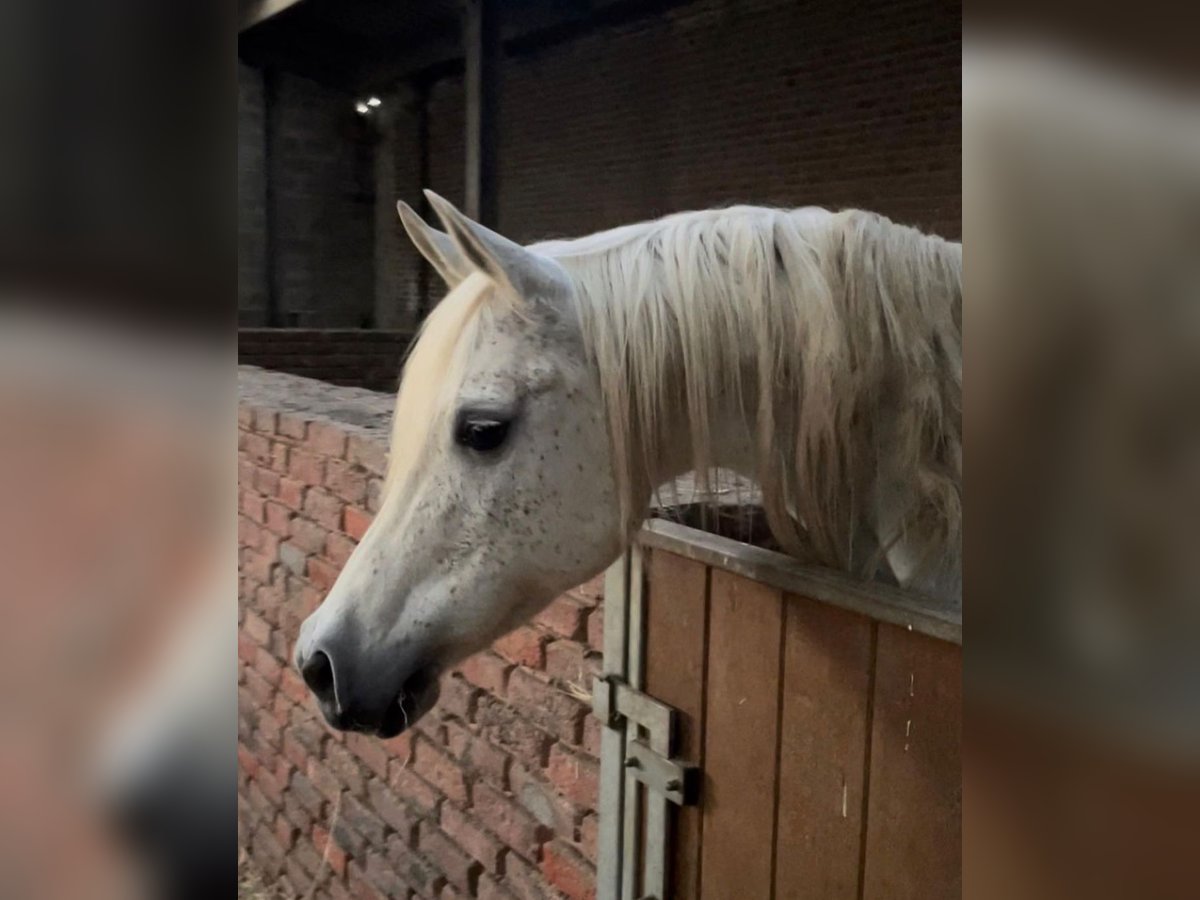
[{"left": 593, "top": 675, "right": 701, "bottom": 806}]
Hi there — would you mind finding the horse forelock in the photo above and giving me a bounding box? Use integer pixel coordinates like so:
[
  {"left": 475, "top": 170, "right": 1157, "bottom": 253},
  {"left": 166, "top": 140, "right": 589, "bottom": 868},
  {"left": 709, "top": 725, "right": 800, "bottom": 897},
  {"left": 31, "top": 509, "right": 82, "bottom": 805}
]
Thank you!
[{"left": 384, "top": 271, "right": 495, "bottom": 496}]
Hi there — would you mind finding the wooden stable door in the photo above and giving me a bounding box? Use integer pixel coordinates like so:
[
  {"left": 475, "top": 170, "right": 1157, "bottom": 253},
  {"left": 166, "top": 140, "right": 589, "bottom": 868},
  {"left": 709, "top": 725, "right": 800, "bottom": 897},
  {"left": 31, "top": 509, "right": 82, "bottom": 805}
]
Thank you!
[{"left": 600, "top": 521, "right": 961, "bottom": 900}]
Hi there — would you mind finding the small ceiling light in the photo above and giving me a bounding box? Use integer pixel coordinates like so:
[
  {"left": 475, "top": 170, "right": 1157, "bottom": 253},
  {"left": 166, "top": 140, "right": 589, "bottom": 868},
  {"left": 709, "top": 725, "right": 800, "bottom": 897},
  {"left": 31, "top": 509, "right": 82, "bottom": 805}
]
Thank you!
[
  {"left": 355, "top": 101, "right": 369, "bottom": 115},
  {"left": 366, "top": 96, "right": 382, "bottom": 108}
]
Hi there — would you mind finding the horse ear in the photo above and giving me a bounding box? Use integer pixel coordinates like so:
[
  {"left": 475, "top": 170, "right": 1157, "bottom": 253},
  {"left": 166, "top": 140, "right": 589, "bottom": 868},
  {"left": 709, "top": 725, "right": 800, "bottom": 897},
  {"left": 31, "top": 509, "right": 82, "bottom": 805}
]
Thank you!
[
  {"left": 396, "top": 200, "right": 472, "bottom": 288},
  {"left": 422, "top": 189, "right": 569, "bottom": 302}
]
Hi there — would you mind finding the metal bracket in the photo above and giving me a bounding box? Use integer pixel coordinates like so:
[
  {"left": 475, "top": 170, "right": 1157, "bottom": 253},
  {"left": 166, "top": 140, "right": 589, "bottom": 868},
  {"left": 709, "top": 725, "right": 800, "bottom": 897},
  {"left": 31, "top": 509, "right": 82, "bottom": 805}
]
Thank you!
[
  {"left": 623, "top": 739, "right": 701, "bottom": 806},
  {"left": 593, "top": 675, "right": 700, "bottom": 807}
]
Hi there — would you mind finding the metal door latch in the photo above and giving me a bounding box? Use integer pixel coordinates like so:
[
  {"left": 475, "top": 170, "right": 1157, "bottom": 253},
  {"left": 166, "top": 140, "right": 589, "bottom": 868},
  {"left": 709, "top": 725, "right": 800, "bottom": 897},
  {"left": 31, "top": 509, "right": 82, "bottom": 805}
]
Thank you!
[{"left": 593, "top": 675, "right": 701, "bottom": 806}]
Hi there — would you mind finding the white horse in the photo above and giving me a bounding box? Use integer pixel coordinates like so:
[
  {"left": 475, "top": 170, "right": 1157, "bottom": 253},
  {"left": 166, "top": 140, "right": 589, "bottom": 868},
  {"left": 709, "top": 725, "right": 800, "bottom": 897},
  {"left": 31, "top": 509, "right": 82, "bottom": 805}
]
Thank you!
[{"left": 295, "top": 191, "right": 961, "bottom": 736}]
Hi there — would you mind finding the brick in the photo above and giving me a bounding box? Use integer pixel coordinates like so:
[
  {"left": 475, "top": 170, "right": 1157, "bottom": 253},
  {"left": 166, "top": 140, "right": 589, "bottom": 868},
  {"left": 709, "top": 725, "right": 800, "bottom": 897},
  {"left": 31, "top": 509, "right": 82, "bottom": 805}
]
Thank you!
[
  {"left": 586, "top": 606, "right": 604, "bottom": 652},
  {"left": 279, "top": 541, "right": 308, "bottom": 576},
  {"left": 325, "top": 742, "right": 367, "bottom": 796},
  {"left": 326, "top": 458, "right": 368, "bottom": 505},
  {"left": 292, "top": 839, "right": 325, "bottom": 878},
  {"left": 347, "top": 434, "right": 388, "bottom": 476},
  {"left": 271, "top": 441, "right": 289, "bottom": 473},
  {"left": 280, "top": 667, "right": 310, "bottom": 705},
  {"left": 255, "top": 581, "right": 285, "bottom": 615},
  {"left": 347, "top": 732, "right": 392, "bottom": 781},
  {"left": 581, "top": 715, "right": 602, "bottom": 757},
  {"left": 544, "top": 641, "right": 598, "bottom": 686},
  {"left": 255, "top": 467, "right": 281, "bottom": 498},
  {"left": 244, "top": 668, "right": 275, "bottom": 709},
  {"left": 254, "top": 408, "right": 276, "bottom": 434},
  {"left": 278, "top": 413, "right": 308, "bottom": 441},
  {"left": 343, "top": 505, "right": 373, "bottom": 541},
  {"left": 304, "top": 488, "right": 344, "bottom": 530},
  {"left": 493, "top": 627, "right": 547, "bottom": 669},
  {"left": 382, "top": 835, "right": 439, "bottom": 895},
  {"left": 274, "top": 814, "right": 298, "bottom": 850},
  {"left": 307, "top": 758, "right": 343, "bottom": 803},
  {"left": 308, "top": 421, "right": 348, "bottom": 458},
  {"left": 534, "top": 595, "right": 588, "bottom": 640},
  {"left": 366, "top": 780, "right": 417, "bottom": 839},
  {"left": 252, "top": 826, "right": 286, "bottom": 875},
  {"left": 290, "top": 772, "right": 327, "bottom": 817},
  {"left": 541, "top": 840, "right": 595, "bottom": 900},
  {"left": 244, "top": 610, "right": 272, "bottom": 646},
  {"left": 365, "top": 478, "right": 384, "bottom": 513},
  {"left": 475, "top": 695, "right": 552, "bottom": 765},
  {"left": 341, "top": 792, "right": 388, "bottom": 847},
  {"left": 388, "top": 763, "right": 442, "bottom": 817},
  {"left": 308, "top": 556, "right": 341, "bottom": 591},
  {"left": 284, "top": 858, "right": 313, "bottom": 897},
  {"left": 290, "top": 517, "right": 330, "bottom": 554},
  {"left": 568, "top": 574, "right": 605, "bottom": 606},
  {"left": 500, "top": 851, "right": 555, "bottom": 900},
  {"left": 546, "top": 744, "right": 599, "bottom": 810},
  {"left": 437, "top": 674, "right": 478, "bottom": 722},
  {"left": 239, "top": 631, "right": 258, "bottom": 665},
  {"left": 242, "top": 492, "right": 266, "bottom": 523},
  {"left": 284, "top": 794, "right": 315, "bottom": 834},
  {"left": 238, "top": 408, "right": 254, "bottom": 429},
  {"left": 412, "top": 737, "right": 468, "bottom": 806},
  {"left": 476, "top": 872, "right": 518, "bottom": 900},
  {"left": 458, "top": 651, "right": 511, "bottom": 697},
  {"left": 471, "top": 781, "right": 548, "bottom": 863},
  {"left": 440, "top": 803, "right": 504, "bottom": 873},
  {"left": 289, "top": 448, "right": 325, "bottom": 484},
  {"left": 506, "top": 669, "right": 587, "bottom": 743},
  {"left": 242, "top": 548, "right": 273, "bottom": 585},
  {"left": 444, "top": 720, "right": 509, "bottom": 789},
  {"left": 242, "top": 431, "right": 272, "bottom": 463},
  {"left": 264, "top": 500, "right": 293, "bottom": 536},
  {"left": 254, "top": 646, "right": 284, "bottom": 685},
  {"left": 326, "top": 531, "right": 358, "bottom": 568},
  {"left": 418, "top": 821, "right": 482, "bottom": 895},
  {"left": 313, "top": 824, "right": 349, "bottom": 877},
  {"left": 578, "top": 813, "right": 598, "bottom": 863},
  {"left": 237, "top": 743, "right": 260, "bottom": 779},
  {"left": 279, "top": 477, "right": 306, "bottom": 510},
  {"left": 509, "top": 762, "right": 575, "bottom": 836}
]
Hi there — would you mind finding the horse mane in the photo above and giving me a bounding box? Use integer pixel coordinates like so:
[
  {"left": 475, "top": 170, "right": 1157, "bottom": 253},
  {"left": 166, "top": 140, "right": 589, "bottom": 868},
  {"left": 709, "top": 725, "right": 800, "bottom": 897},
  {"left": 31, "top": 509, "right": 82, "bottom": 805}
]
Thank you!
[{"left": 540, "top": 205, "right": 963, "bottom": 578}]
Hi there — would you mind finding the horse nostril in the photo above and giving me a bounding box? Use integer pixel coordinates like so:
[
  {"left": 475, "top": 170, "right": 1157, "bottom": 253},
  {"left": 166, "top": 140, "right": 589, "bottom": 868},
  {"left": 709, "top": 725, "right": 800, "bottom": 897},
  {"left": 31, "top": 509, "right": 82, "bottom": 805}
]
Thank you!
[{"left": 300, "top": 650, "right": 336, "bottom": 704}]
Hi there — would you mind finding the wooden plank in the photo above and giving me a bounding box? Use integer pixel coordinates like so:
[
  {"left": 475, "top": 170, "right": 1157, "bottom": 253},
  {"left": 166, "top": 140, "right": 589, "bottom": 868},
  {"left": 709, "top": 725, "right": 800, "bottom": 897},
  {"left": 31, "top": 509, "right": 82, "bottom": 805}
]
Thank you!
[
  {"left": 774, "top": 598, "right": 875, "bottom": 899},
  {"left": 700, "top": 570, "right": 784, "bottom": 900},
  {"left": 862, "top": 624, "right": 962, "bottom": 900},
  {"left": 639, "top": 519, "right": 961, "bottom": 645},
  {"left": 644, "top": 550, "right": 709, "bottom": 900}
]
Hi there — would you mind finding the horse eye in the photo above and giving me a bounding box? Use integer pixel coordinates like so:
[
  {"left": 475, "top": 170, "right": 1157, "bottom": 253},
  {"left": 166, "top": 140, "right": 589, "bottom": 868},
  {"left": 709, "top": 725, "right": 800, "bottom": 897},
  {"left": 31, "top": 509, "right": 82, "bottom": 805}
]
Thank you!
[{"left": 454, "top": 416, "right": 511, "bottom": 453}]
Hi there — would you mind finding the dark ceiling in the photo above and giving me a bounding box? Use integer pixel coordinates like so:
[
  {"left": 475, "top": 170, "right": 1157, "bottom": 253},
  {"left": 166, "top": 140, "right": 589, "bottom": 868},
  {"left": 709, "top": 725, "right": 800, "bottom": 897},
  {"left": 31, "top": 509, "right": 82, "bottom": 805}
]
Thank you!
[{"left": 237, "top": 0, "right": 672, "bottom": 94}]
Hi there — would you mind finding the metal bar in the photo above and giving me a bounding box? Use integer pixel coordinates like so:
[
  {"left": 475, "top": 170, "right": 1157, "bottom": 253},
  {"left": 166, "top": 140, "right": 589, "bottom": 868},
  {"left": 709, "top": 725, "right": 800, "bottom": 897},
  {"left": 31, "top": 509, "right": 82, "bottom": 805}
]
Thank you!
[
  {"left": 621, "top": 545, "right": 646, "bottom": 900},
  {"left": 597, "top": 555, "right": 631, "bottom": 900},
  {"left": 612, "top": 683, "right": 675, "bottom": 741},
  {"left": 463, "top": 0, "right": 499, "bottom": 226},
  {"left": 638, "top": 520, "right": 962, "bottom": 645}
]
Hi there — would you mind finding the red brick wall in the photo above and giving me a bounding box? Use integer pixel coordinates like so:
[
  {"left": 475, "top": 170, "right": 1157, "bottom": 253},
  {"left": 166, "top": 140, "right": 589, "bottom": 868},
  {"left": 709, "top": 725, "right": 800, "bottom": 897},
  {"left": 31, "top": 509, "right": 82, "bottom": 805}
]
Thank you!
[
  {"left": 238, "top": 367, "right": 603, "bottom": 899},
  {"left": 238, "top": 330, "right": 414, "bottom": 392}
]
